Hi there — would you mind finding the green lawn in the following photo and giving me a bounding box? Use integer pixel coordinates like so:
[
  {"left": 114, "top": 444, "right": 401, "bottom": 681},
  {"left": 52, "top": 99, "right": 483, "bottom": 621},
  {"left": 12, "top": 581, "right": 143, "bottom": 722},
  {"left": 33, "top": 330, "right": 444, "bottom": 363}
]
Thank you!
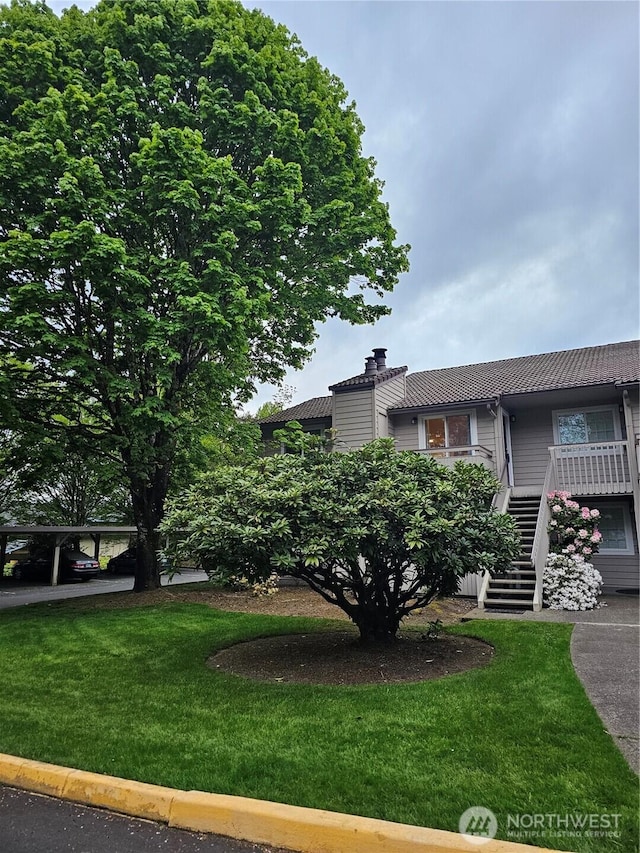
[{"left": 0, "top": 597, "right": 636, "bottom": 852}]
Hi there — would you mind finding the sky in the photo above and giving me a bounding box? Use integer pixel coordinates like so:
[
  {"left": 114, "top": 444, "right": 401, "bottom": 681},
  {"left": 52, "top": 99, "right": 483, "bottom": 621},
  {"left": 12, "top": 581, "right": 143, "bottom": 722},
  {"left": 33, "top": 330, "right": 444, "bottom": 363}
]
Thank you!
[{"left": 48, "top": 1, "right": 639, "bottom": 411}]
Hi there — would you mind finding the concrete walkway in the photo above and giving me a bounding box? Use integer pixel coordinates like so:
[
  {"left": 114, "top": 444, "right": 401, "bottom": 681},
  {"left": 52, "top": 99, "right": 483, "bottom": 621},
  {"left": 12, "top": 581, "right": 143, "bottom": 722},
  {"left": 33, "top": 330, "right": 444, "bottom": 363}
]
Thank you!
[{"left": 465, "top": 593, "right": 639, "bottom": 774}]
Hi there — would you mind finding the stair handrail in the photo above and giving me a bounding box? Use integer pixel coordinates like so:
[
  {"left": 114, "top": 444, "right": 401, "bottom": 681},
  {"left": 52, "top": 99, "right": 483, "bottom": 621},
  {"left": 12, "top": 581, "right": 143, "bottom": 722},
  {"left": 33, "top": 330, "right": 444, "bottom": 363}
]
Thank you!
[
  {"left": 480, "top": 472, "right": 511, "bottom": 609},
  {"left": 491, "top": 461, "right": 510, "bottom": 514},
  {"left": 530, "top": 460, "right": 555, "bottom": 612}
]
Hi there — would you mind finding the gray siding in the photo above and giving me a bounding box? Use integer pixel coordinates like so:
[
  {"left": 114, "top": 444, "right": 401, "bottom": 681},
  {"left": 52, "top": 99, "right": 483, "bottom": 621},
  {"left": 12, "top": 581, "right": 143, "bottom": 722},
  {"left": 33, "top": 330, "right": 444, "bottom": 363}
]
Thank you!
[
  {"left": 627, "top": 387, "right": 639, "bottom": 440},
  {"left": 590, "top": 496, "right": 639, "bottom": 590},
  {"left": 593, "top": 553, "right": 639, "bottom": 590},
  {"left": 374, "top": 374, "right": 406, "bottom": 439},
  {"left": 393, "top": 413, "right": 420, "bottom": 451},
  {"left": 510, "top": 395, "right": 630, "bottom": 492},
  {"left": 476, "top": 408, "right": 498, "bottom": 461},
  {"left": 333, "top": 390, "right": 374, "bottom": 450},
  {"left": 510, "top": 407, "right": 555, "bottom": 491}
]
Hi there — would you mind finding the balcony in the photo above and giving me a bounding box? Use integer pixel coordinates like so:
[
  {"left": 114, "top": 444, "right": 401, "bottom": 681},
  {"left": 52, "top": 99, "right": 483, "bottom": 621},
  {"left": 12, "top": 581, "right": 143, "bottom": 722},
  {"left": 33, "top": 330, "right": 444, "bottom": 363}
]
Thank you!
[
  {"left": 549, "top": 440, "right": 633, "bottom": 496},
  {"left": 417, "top": 445, "right": 494, "bottom": 470}
]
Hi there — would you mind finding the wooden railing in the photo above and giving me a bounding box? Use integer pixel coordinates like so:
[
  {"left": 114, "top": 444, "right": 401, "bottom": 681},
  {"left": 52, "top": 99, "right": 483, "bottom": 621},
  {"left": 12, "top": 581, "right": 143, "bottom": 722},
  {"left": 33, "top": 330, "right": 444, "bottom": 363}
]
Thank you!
[
  {"left": 530, "top": 461, "right": 554, "bottom": 612},
  {"left": 417, "top": 445, "right": 494, "bottom": 470},
  {"left": 549, "top": 440, "right": 632, "bottom": 495}
]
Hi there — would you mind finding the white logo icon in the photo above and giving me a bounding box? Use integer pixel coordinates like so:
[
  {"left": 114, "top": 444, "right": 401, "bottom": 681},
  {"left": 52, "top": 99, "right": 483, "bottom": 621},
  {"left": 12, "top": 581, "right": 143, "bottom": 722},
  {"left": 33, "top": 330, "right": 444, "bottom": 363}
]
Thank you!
[{"left": 459, "top": 806, "right": 498, "bottom": 845}]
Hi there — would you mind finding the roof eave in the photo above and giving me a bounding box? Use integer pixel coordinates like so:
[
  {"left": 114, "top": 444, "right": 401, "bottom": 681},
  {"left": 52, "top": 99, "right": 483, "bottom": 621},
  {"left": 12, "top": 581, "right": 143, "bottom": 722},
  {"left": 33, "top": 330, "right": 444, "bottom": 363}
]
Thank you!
[{"left": 390, "top": 397, "right": 498, "bottom": 414}]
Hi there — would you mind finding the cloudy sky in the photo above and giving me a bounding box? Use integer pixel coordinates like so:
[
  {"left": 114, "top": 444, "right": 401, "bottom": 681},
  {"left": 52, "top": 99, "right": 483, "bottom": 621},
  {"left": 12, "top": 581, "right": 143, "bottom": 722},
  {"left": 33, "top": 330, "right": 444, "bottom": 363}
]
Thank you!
[
  {"left": 48, "top": 1, "right": 639, "bottom": 410},
  {"left": 248, "top": 1, "right": 639, "bottom": 410}
]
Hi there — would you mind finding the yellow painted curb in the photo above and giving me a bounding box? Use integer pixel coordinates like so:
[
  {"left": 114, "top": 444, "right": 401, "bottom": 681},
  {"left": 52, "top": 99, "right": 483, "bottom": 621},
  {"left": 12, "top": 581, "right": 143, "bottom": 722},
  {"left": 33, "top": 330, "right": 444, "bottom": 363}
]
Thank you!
[
  {"left": 169, "top": 789, "right": 552, "bottom": 853},
  {"left": 63, "top": 769, "right": 175, "bottom": 822},
  {"left": 0, "top": 753, "right": 566, "bottom": 853}
]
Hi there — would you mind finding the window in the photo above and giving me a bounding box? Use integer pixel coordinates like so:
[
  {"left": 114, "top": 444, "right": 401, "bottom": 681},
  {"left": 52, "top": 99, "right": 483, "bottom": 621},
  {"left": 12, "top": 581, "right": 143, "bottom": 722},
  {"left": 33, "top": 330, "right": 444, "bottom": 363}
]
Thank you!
[
  {"left": 422, "top": 412, "right": 476, "bottom": 456},
  {"left": 553, "top": 407, "right": 620, "bottom": 446},
  {"left": 593, "top": 504, "right": 634, "bottom": 555}
]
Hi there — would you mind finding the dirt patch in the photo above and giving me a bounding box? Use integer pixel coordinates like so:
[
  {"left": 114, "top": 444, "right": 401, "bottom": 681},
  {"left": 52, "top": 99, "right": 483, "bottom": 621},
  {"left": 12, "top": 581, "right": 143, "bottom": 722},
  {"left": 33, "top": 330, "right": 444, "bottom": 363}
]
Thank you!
[
  {"left": 209, "top": 630, "right": 493, "bottom": 685},
  {"left": 59, "top": 581, "right": 477, "bottom": 627},
  {"left": 53, "top": 583, "right": 484, "bottom": 685}
]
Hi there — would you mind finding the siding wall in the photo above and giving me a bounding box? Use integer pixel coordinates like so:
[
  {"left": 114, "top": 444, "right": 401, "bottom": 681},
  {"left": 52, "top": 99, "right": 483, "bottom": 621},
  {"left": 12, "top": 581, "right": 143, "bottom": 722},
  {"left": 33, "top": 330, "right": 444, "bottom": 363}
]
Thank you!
[
  {"left": 590, "top": 497, "right": 639, "bottom": 590},
  {"left": 510, "top": 395, "right": 629, "bottom": 493},
  {"left": 333, "top": 390, "right": 374, "bottom": 450},
  {"left": 627, "top": 387, "right": 639, "bottom": 441},
  {"left": 393, "top": 413, "right": 420, "bottom": 450},
  {"left": 476, "top": 408, "right": 498, "bottom": 461},
  {"left": 374, "top": 374, "right": 406, "bottom": 439},
  {"left": 510, "top": 407, "right": 554, "bottom": 492}
]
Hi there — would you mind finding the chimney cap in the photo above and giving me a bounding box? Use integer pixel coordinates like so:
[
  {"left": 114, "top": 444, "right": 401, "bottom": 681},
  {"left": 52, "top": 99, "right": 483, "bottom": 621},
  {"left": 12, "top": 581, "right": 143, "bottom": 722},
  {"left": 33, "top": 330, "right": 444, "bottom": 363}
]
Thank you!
[
  {"left": 372, "top": 348, "right": 387, "bottom": 369},
  {"left": 364, "top": 356, "right": 378, "bottom": 376}
]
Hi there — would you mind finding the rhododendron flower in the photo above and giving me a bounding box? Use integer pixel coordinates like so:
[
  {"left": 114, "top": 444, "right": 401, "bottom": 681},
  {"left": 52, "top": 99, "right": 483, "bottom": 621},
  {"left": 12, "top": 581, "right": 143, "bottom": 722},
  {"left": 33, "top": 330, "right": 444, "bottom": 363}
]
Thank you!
[
  {"left": 581, "top": 507, "right": 591, "bottom": 519},
  {"left": 566, "top": 544, "right": 576, "bottom": 553},
  {"left": 552, "top": 505, "right": 562, "bottom": 513},
  {"left": 578, "top": 529, "right": 589, "bottom": 539},
  {"left": 590, "top": 509, "right": 600, "bottom": 518},
  {"left": 583, "top": 547, "right": 592, "bottom": 555},
  {"left": 591, "top": 532, "right": 602, "bottom": 543},
  {"left": 549, "top": 519, "right": 557, "bottom": 527}
]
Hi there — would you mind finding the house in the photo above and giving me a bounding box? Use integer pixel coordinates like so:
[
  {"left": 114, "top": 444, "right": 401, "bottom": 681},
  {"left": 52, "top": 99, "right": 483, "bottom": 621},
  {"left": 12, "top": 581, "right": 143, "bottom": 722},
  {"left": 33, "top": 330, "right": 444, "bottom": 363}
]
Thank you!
[{"left": 259, "top": 340, "right": 640, "bottom": 610}]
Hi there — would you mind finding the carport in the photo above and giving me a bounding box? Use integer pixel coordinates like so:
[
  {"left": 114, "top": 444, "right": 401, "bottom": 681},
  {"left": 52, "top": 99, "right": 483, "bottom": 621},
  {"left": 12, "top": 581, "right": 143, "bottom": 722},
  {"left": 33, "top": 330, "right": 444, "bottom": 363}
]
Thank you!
[{"left": 0, "top": 526, "right": 138, "bottom": 585}]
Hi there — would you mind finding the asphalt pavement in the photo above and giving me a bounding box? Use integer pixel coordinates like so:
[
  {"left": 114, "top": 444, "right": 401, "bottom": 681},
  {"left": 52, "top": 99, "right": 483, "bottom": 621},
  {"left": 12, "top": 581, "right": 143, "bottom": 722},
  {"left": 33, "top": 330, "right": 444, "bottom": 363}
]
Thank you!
[
  {"left": 0, "top": 786, "right": 288, "bottom": 853},
  {"left": 0, "top": 570, "right": 210, "bottom": 610}
]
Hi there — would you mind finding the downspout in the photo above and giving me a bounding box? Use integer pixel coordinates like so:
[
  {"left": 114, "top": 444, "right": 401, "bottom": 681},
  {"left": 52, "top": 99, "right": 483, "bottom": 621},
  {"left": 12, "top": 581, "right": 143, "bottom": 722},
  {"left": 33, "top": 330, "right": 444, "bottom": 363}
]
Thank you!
[{"left": 622, "top": 390, "right": 640, "bottom": 546}]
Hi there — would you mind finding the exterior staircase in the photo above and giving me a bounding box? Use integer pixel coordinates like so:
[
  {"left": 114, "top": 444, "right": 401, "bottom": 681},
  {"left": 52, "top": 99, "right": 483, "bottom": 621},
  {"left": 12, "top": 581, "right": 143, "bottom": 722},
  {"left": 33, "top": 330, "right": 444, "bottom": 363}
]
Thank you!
[{"left": 484, "top": 495, "right": 540, "bottom": 611}]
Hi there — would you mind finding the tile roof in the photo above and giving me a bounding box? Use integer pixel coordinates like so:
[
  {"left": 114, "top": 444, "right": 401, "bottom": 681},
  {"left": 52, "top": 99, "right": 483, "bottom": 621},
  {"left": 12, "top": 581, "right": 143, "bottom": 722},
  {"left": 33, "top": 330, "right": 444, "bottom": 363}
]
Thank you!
[
  {"left": 259, "top": 395, "right": 332, "bottom": 425},
  {"left": 258, "top": 340, "right": 639, "bottom": 424},
  {"left": 393, "top": 339, "right": 639, "bottom": 410},
  {"left": 329, "top": 365, "right": 407, "bottom": 391}
]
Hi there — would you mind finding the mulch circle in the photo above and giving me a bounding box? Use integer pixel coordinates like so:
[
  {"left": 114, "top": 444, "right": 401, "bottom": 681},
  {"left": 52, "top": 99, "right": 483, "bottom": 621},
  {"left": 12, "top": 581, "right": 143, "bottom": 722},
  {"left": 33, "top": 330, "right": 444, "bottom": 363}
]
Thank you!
[{"left": 209, "top": 630, "right": 494, "bottom": 685}]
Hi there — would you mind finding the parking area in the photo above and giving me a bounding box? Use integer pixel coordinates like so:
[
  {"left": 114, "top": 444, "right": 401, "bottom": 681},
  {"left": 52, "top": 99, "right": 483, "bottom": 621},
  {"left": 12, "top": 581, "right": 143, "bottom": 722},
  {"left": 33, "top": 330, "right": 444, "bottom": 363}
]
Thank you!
[{"left": 0, "top": 569, "right": 210, "bottom": 611}]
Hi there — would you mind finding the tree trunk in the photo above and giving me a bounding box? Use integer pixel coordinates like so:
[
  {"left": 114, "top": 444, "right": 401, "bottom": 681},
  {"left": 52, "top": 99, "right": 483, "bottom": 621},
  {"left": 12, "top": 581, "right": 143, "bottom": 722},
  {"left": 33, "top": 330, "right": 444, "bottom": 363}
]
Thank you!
[
  {"left": 130, "top": 473, "right": 169, "bottom": 592},
  {"left": 353, "top": 607, "right": 401, "bottom": 644}
]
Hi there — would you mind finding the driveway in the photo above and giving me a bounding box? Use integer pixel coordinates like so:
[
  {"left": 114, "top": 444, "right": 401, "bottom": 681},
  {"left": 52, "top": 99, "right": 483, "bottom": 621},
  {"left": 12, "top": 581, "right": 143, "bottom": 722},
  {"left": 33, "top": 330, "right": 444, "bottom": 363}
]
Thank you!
[{"left": 0, "top": 569, "right": 210, "bottom": 611}]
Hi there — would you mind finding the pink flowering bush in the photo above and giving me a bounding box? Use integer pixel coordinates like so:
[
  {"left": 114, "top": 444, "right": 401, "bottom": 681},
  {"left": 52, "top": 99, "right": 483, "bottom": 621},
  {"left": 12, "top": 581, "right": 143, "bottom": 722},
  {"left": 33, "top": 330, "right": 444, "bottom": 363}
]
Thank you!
[
  {"left": 545, "top": 491, "right": 603, "bottom": 609},
  {"left": 547, "top": 490, "right": 601, "bottom": 558}
]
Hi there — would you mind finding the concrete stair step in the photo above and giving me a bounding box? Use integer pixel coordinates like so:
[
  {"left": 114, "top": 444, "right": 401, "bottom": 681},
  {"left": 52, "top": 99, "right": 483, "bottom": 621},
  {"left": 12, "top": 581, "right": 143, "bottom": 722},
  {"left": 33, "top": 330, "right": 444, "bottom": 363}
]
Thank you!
[
  {"left": 483, "top": 598, "right": 534, "bottom": 609},
  {"left": 488, "top": 591, "right": 535, "bottom": 599}
]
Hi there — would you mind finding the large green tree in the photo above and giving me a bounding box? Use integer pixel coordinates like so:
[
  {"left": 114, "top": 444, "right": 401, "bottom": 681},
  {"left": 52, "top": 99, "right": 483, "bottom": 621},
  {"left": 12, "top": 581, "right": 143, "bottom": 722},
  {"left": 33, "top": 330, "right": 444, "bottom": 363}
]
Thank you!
[
  {"left": 0, "top": 0, "right": 409, "bottom": 589},
  {"left": 162, "top": 440, "right": 520, "bottom": 643}
]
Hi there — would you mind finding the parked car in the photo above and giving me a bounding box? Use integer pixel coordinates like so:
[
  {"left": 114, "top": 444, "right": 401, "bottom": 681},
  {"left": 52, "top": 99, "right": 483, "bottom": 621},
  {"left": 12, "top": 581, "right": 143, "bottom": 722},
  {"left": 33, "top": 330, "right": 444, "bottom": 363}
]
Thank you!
[
  {"left": 12, "top": 548, "right": 100, "bottom": 583},
  {"left": 106, "top": 546, "right": 171, "bottom": 575}
]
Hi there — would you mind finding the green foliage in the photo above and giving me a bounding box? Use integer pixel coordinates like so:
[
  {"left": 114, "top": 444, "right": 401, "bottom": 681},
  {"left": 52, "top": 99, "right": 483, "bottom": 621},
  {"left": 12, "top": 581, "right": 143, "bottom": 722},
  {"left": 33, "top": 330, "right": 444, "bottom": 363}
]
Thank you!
[
  {"left": 0, "top": 0, "right": 408, "bottom": 588},
  {"left": 163, "top": 440, "right": 520, "bottom": 640},
  {"left": 271, "top": 419, "right": 335, "bottom": 455}
]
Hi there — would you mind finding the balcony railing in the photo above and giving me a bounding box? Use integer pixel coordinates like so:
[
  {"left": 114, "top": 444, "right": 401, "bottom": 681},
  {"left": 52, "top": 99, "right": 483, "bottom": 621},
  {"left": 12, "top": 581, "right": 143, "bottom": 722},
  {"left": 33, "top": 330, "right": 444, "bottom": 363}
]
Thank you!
[
  {"left": 417, "top": 445, "right": 494, "bottom": 469},
  {"left": 549, "top": 440, "right": 632, "bottom": 495}
]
